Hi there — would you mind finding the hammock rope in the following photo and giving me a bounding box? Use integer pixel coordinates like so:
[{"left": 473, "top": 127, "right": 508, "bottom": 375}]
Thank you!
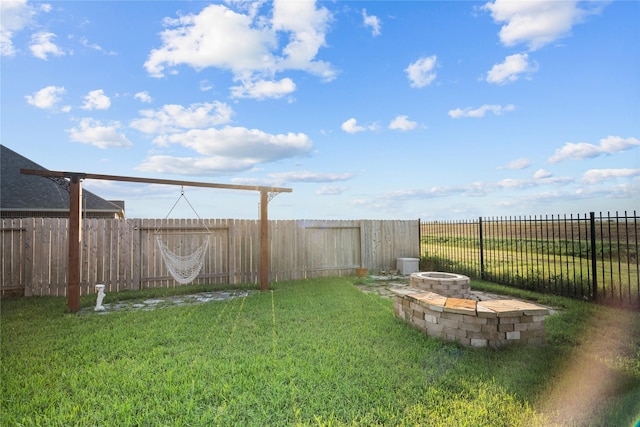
[
  {"left": 156, "top": 235, "right": 209, "bottom": 284},
  {"left": 155, "top": 187, "right": 210, "bottom": 284}
]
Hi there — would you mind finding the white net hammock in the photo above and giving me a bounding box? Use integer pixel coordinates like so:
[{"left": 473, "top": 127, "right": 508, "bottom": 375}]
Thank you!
[
  {"left": 156, "top": 234, "right": 210, "bottom": 284},
  {"left": 155, "top": 187, "right": 211, "bottom": 285}
]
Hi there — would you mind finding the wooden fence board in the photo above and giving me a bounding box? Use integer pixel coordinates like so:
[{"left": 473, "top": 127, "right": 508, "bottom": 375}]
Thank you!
[
  {"left": 94, "top": 218, "right": 106, "bottom": 289},
  {"left": 33, "top": 218, "right": 47, "bottom": 296},
  {"left": 81, "top": 218, "right": 92, "bottom": 296},
  {"left": 24, "top": 219, "right": 33, "bottom": 295},
  {"left": 52, "top": 218, "right": 67, "bottom": 296},
  {"left": 117, "top": 218, "right": 127, "bottom": 292},
  {"left": 131, "top": 219, "right": 141, "bottom": 291},
  {"left": 226, "top": 219, "right": 235, "bottom": 283}
]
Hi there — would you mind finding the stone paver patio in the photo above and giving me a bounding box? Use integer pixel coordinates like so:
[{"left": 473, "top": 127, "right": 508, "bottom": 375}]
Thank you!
[{"left": 80, "top": 290, "right": 255, "bottom": 315}]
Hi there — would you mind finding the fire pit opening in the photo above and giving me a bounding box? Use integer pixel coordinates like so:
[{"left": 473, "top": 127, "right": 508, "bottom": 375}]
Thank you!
[{"left": 409, "top": 271, "right": 470, "bottom": 299}]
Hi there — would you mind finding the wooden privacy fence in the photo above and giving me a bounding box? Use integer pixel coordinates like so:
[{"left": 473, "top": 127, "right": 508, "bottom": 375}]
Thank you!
[{"left": 1, "top": 218, "right": 418, "bottom": 297}]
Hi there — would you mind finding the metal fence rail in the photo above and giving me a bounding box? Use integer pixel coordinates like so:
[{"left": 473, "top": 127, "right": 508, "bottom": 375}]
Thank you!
[{"left": 420, "top": 211, "right": 639, "bottom": 309}]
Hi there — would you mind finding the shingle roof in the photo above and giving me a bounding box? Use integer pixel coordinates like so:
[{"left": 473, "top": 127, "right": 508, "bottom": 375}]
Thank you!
[{"left": 1, "top": 145, "right": 124, "bottom": 217}]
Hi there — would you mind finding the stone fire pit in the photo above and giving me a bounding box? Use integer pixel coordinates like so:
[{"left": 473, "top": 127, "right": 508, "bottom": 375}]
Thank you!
[
  {"left": 410, "top": 271, "right": 470, "bottom": 299},
  {"left": 394, "top": 272, "right": 549, "bottom": 347}
]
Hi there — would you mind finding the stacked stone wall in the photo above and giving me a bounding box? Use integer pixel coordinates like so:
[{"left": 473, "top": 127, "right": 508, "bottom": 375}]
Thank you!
[{"left": 392, "top": 289, "right": 548, "bottom": 348}]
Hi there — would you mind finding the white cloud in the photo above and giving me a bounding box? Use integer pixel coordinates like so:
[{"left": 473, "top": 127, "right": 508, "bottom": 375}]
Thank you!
[
  {"left": 340, "top": 118, "right": 378, "bottom": 134},
  {"left": 229, "top": 177, "right": 267, "bottom": 187},
  {"left": 496, "top": 178, "right": 529, "bottom": 189},
  {"left": 144, "top": 4, "right": 274, "bottom": 78},
  {"left": 341, "top": 118, "right": 365, "bottom": 134},
  {"left": 268, "top": 171, "right": 354, "bottom": 184},
  {"left": 29, "top": 31, "right": 64, "bottom": 60},
  {"left": 389, "top": 115, "right": 417, "bottom": 131},
  {"left": 137, "top": 155, "right": 255, "bottom": 176},
  {"left": 25, "top": 85, "right": 65, "bottom": 109},
  {"left": 130, "top": 102, "right": 234, "bottom": 135},
  {"left": 134, "top": 91, "right": 152, "bottom": 103},
  {"left": 548, "top": 136, "right": 640, "bottom": 163},
  {"left": 503, "top": 175, "right": 574, "bottom": 189},
  {"left": 316, "top": 186, "right": 349, "bottom": 195},
  {"left": 581, "top": 168, "right": 640, "bottom": 184},
  {"left": 405, "top": 55, "right": 438, "bottom": 88},
  {"left": 362, "top": 9, "right": 381, "bottom": 37},
  {"left": 574, "top": 182, "right": 640, "bottom": 200},
  {"left": 271, "top": 0, "right": 334, "bottom": 78},
  {"left": 534, "top": 169, "right": 552, "bottom": 179},
  {"left": 498, "top": 158, "right": 531, "bottom": 170},
  {"left": 130, "top": 100, "right": 313, "bottom": 175},
  {"left": 68, "top": 118, "right": 133, "bottom": 149},
  {"left": 136, "top": 125, "right": 314, "bottom": 176},
  {"left": 486, "top": 53, "right": 537, "bottom": 85},
  {"left": 230, "top": 77, "right": 296, "bottom": 100},
  {"left": 199, "top": 80, "right": 213, "bottom": 91},
  {"left": 378, "top": 174, "right": 573, "bottom": 201},
  {"left": 449, "top": 104, "right": 515, "bottom": 118},
  {"left": 82, "top": 89, "right": 111, "bottom": 110},
  {"left": 1, "top": 0, "right": 37, "bottom": 56},
  {"left": 371, "top": 173, "right": 636, "bottom": 214},
  {"left": 144, "top": 1, "right": 335, "bottom": 99},
  {"left": 78, "top": 36, "right": 115, "bottom": 55},
  {"left": 157, "top": 126, "right": 313, "bottom": 163},
  {"left": 482, "top": 0, "right": 605, "bottom": 51},
  {"left": 380, "top": 184, "right": 488, "bottom": 200}
]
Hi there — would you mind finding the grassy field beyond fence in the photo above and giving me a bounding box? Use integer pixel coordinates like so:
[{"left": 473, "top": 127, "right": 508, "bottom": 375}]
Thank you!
[
  {"left": 420, "top": 213, "right": 640, "bottom": 308},
  {"left": 1, "top": 277, "right": 639, "bottom": 426}
]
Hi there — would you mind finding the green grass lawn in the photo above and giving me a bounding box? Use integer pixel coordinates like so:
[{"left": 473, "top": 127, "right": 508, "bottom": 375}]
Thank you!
[{"left": 2, "top": 277, "right": 639, "bottom": 426}]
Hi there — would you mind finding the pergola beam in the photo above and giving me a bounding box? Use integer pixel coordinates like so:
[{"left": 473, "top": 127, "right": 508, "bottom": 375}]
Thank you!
[
  {"left": 20, "top": 169, "right": 292, "bottom": 193},
  {"left": 21, "top": 168, "right": 292, "bottom": 312}
]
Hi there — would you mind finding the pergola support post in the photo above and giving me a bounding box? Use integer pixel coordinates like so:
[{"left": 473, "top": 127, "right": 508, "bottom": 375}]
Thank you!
[
  {"left": 68, "top": 174, "right": 83, "bottom": 313},
  {"left": 259, "top": 189, "right": 269, "bottom": 291}
]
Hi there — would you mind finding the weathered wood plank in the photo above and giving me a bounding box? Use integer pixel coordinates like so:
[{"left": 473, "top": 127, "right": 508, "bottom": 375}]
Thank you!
[
  {"left": 131, "top": 218, "right": 141, "bottom": 291},
  {"left": 52, "top": 218, "right": 67, "bottom": 296},
  {"left": 95, "top": 218, "right": 106, "bottom": 288}
]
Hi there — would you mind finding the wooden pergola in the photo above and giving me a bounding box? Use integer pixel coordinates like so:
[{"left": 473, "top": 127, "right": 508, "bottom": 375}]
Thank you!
[{"left": 21, "top": 168, "right": 292, "bottom": 312}]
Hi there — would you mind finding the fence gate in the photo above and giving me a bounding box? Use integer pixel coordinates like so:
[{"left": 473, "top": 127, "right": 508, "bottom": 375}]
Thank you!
[{"left": 303, "top": 223, "right": 362, "bottom": 277}]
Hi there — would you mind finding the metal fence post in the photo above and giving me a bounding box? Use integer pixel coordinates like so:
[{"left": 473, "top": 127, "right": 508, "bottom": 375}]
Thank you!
[
  {"left": 418, "top": 218, "right": 422, "bottom": 260},
  {"left": 589, "top": 212, "right": 598, "bottom": 302},
  {"left": 479, "top": 217, "right": 485, "bottom": 280}
]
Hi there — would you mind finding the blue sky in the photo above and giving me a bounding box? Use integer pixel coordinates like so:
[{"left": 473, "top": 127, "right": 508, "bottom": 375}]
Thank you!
[{"left": 2, "top": 0, "right": 638, "bottom": 220}]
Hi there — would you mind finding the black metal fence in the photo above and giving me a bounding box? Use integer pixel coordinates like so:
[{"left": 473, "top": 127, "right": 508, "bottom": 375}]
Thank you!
[{"left": 419, "top": 211, "right": 639, "bottom": 309}]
